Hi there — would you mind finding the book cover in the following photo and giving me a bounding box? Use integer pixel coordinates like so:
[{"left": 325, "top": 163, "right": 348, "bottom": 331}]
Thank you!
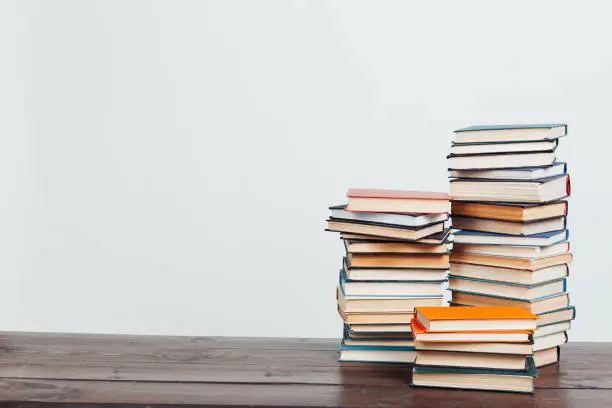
[
  {"left": 416, "top": 306, "right": 537, "bottom": 322},
  {"left": 413, "top": 356, "right": 537, "bottom": 377}
]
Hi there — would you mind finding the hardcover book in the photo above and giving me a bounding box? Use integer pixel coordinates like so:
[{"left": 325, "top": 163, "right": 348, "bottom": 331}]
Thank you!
[
  {"left": 450, "top": 174, "right": 570, "bottom": 203},
  {"left": 411, "top": 356, "right": 537, "bottom": 393},
  {"left": 449, "top": 276, "right": 567, "bottom": 301},
  {"left": 449, "top": 161, "right": 567, "bottom": 180},
  {"left": 346, "top": 188, "right": 450, "bottom": 214},
  {"left": 453, "top": 123, "right": 567, "bottom": 143},
  {"left": 452, "top": 229, "right": 569, "bottom": 247}
]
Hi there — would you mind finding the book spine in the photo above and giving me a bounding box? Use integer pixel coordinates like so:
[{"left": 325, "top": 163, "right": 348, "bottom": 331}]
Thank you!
[{"left": 566, "top": 175, "right": 571, "bottom": 196}]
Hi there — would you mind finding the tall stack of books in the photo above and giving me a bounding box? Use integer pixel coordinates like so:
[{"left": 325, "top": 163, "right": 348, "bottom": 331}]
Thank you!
[
  {"left": 411, "top": 306, "right": 538, "bottom": 393},
  {"left": 326, "top": 188, "right": 452, "bottom": 363},
  {"left": 447, "top": 124, "right": 575, "bottom": 367}
]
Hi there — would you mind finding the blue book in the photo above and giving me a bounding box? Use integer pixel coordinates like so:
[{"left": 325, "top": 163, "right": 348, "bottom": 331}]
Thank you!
[
  {"left": 449, "top": 275, "right": 566, "bottom": 302},
  {"left": 452, "top": 229, "right": 569, "bottom": 247},
  {"left": 448, "top": 162, "right": 567, "bottom": 181},
  {"left": 340, "top": 340, "right": 415, "bottom": 352},
  {"left": 449, "top": 162, "right": 567, "bottom": 181},
  {"left": 453, "top": 123, "right": 567, "bottom": 144},
  {"left": 537, "top": 305, "right": 576, "bottom": 327},
  {"left": 412, "top": 357, "right": 537, "bottom": 393}
]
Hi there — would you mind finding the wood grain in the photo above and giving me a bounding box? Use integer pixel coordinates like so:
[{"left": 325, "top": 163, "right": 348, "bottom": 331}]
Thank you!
[{"left": 0, "top": 332, "right": 611, "bottom": 407}]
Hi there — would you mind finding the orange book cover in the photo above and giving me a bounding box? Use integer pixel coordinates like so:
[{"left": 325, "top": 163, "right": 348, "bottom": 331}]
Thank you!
[
  {"left": 347, "top": 188, "right": 450, "bottom": 201},
  {"left": 410, "top": 319, "right": 533, "bottom": 342},
  {"left": 416, "top": 306, "right": 537, "bottom": 322}
]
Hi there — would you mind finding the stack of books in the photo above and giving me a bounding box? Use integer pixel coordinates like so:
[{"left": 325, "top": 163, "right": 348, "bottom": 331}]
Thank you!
[
  {"left": 326, "top": 188, "right": 452, "bottom": 363},
  {"left": 447, "top": 124, "right": 575, "bottom": 367},
  {"left": 411, "top": 306, "right": 538, "bottom": 393}
]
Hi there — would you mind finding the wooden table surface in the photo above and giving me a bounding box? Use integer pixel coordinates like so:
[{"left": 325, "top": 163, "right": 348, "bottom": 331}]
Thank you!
[{"left": 0, "top": 332, "right": 610, "bottom": 407}]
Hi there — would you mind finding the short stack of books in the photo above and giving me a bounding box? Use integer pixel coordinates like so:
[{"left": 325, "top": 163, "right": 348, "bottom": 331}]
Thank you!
[
  {"left": 447, "top": 124, "right": 575, "bottom": 367},
  {"left": 326, "top": 188, "right": 452, "bottom": 363},
  {"left": 411, "top": 306, "right": 538, "bottom": 393}
]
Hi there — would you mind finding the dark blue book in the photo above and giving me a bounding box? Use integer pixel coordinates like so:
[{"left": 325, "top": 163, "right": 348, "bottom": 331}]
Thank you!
[
  {"left": 537, "top": 305, "right": 576, "bottom": 327},
  {"left": 411, "top": 357, "right": 537, "bottom": 393},
  {"left": 449, "top": 275, "right": 567, "bottom": 302},
  {"left": 450, "top": 161, "right": 567, "bottom": 180},
  {"left": 452, "top": 229, "right": 569, "bottom": 247},
  {"left": 453, "top": 123, "right": 567, "bottom": 144}
]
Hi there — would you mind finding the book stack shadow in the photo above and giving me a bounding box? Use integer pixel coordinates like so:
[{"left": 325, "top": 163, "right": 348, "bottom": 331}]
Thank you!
[
  {"left": 411, "top": 306, "right": 538, "bottom": 393},
  {"left": 326, "top": 188, "right": 451, "bottom": 363},
  {"left": 447, "top": 124, "right": 575, "bottom": 367}
]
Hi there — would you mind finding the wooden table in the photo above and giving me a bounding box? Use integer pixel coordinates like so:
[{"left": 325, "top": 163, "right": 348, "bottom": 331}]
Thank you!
[{"left": 0, "top": 332, "right": 610, "bottom": 407}]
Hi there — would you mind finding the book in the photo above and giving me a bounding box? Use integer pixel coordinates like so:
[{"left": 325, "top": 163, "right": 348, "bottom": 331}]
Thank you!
[
  {"left": 447, "top": 151, "right": 556, "bottom": 170},
  {"left": 415, "top": 350, "right": 528, "bottom": 370},
  {"left": 537, "top": 306, "right": 575, "bottom": 327},
  {"left": 534, "top": 321, "right": 571, "bottom": 338},
  {"left": 534, "top": 346, "right": 560, "bottom": 367},
  {"left": 343, "top": 328, "right": 415, "bottom": 347},
  {"left": 346, "top": 188, "right": 450, "bottom": 214},
  {"left": 343, "top": 257, "right": 448, "bottom": 281},
  {"left": 449, "top": 252, "right": 573, "bottom": 270},
  {"left": 415, "top": 341, "right": 533, "bottom": 355},
  {"left": 344, "top": 239, "right": 450, "bottom": 254},
  {"left": 343, "top": 338, "right": 415, "bottom": 348},
  {"left": 453, "top": 124, "right": 567, "bottom": 143},
  {"left": 326, "top": 218, "right": 445, "bottom": 241},
  {"left": 449, "top": 263, "right": 569, "bottom": 286},
  {"left": 339, "top": 343, "right": 416, "bottom": 363},
  {"left": 449, "top": 276, "right": 566, "bottom": 301},
  {"left": 343, "top": 265, "right": 448, "bottom": 282},
  {"left": 330, "top": 205, "right": 448, "bottom": 227},
  {"left": 533, "top": 331, "right": 567, "bottom": 352},
  {"left": 451, "top": 216, "right": 566, "bottom": 236},
  {"left": 347, "top": 252, "right": 450, "bottom": 269},
  {"left": 451, "top": 174, "right": 570, "bottom": 203},
  {"left": 340, "top": 271, "right": 445, "bottom": 297},
  {"left": 411, "top": 356, "right": 537, "bottom": 393},
  {"left": 452, "top": 241, "right": 569, "bottom": 259},
  {"left": 339, "top": 228, "right": 453, "bottom": 244},
  {"left": 415, "top": 306, "right": 536, "bottom": 332},
  {"left": 337, "top": 286, "right": 445, "bottom": 313},
  {"left": 450, "top": 162, "right": 567, "bottom": 181},
  {"left": 411, "top": 319, "right": 532, "bottom": 343},
  {"left": 451, "top": 291, "right": 570, "bottom": 315},
  {"left": 338, "top": 307, "right": 414, "bottom": 325},
  {"left": 451, "top": 200, "right": 567, "bottom": 222},
  {"left": 450, "top": 140, "right": 558, "bottom": 155},
  {"left": 344, "top": 324, "right": 413, "bottom": 339},
  {"left": 453, "top": 229, "right": 568, "bottom": 246},
  {"left": 348, "top": 323, "right": 413, "bottom": 333}
]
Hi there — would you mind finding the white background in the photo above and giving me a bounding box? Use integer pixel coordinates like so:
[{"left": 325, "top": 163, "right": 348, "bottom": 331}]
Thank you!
[{"left": 2, "top": 1, "right": 610, "bottom": 340}]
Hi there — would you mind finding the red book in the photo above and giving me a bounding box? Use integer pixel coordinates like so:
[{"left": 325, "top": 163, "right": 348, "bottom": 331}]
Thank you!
[{"left": 346, "top": 189, "right": 450, "bottom": 214}]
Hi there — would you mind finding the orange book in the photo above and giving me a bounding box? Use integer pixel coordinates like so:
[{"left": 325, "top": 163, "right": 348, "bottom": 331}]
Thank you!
[
  {"left": 346, "top": 188, "right": 450, "bottom": 214},
  {"left": 415, "top": 306, "right": 537, "bottom": 332},
  {"left": 411, "top": 319, "right": 533, "bottom": 343}
]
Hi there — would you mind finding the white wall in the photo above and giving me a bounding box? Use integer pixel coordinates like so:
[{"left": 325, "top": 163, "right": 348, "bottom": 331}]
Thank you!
[{"left": 3, "top": 0, "right": 610, "bottom": 340}]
